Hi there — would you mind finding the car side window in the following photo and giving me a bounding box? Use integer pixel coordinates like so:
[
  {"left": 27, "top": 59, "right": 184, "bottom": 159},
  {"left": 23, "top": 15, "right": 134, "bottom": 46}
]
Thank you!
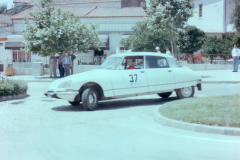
[
  {"left": 122, "top": 56, "right": 144, "bottom": 69},
  {"left": 146, "top": 56, "right": 169, "bottom": 69}
]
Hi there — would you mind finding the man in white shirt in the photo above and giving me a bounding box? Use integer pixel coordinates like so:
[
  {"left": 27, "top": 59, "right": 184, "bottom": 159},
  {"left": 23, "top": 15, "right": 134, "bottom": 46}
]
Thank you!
[
  {"left": 231, "top": 44, "right": 240, "bottom": 72},
  {"left": 156, "top": 46, "right": 161, "bottom": 53},
  {"left": 166, "top": 47, "right": 171, "bottom": 55}
]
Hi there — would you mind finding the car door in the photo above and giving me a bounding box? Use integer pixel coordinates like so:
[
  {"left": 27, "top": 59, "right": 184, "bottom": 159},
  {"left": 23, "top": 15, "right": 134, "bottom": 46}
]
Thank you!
[
  {"left": 145, "top": 56, "right": 175, "bottom": 93},
  {"left": 111, "top": 56, "right": 149, "bottom": 97}
]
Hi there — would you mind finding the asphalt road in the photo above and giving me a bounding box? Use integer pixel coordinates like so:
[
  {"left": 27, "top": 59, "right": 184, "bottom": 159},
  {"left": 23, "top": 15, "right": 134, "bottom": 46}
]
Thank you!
[{"left": 0, "top": 83, "right": 240, "bottom": 160}]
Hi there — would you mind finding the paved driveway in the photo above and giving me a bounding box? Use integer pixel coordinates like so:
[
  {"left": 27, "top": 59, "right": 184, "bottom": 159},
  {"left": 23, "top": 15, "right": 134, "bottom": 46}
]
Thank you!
[{"left": 0, "top": 83, "right": 240, "bottom": 160}]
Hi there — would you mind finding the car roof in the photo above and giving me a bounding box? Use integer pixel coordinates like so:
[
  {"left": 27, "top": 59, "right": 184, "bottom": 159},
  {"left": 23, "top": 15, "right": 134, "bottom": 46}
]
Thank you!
[{"left": 109, "top": 52, "right": 173, "bottom": 58}]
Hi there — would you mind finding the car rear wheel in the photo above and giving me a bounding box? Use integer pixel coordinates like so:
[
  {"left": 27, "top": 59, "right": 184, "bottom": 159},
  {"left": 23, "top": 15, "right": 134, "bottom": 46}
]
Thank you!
[
  {"left": 158, "top": 92, "right": 172, "bottom": 98},
  {"left": 176, "top": 86, "right": 195, "bottom": 99},
  {"left": 82, "top": 87, "right": 98, "bottom": 111},
  {"left": 68, "top": 101, "right": 80, "bottom": 105}
]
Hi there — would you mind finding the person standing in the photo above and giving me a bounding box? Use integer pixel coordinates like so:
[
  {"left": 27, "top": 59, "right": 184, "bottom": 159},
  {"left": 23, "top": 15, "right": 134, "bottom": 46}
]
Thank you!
[
  {"left": 166, "top": 47, "right": 171, "bottom": 55},
  {"left": 58, "top": 51, "right": 66, "bottom": 77},
  {"left": 62, "top": 53, "right": 72, "bottom": 76},
  {"left": 49, "top": 52, "right": 57, "bottom": 78},
  {"left": 156, "top": 46, "right": 161, "bottom": 53},
  {"left": 94, "top": 55, "right": 100, "bottom": 65},
  {"left": 58, "top": 52, "right": 62, "bottom": 77},
  {"left": 69, "top": 50, "right": 76, "bottom": 75},
  {"left": 232, "top": 44, "right": 240, "bottom": 72}
]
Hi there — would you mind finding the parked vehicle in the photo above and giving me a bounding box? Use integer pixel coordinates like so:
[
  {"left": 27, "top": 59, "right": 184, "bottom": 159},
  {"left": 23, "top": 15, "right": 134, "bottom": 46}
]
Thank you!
[{"left": 45, "top": 52, "right": 202, "bottom": 110}]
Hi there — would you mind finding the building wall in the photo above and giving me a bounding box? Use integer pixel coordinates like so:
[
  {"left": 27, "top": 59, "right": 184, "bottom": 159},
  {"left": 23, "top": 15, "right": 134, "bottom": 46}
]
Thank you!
[
  {"left": 188, "top": 0, "right": 225, "bottom": 33},
  {"left": 0, "top": 41, "right": 12, "bottom": 72}
]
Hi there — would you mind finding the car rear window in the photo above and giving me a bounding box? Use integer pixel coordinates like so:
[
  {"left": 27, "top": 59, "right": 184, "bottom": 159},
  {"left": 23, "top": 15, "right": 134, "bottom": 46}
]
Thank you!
[{"left": 146, "top": 56, "right": 169, "bottom": 69}]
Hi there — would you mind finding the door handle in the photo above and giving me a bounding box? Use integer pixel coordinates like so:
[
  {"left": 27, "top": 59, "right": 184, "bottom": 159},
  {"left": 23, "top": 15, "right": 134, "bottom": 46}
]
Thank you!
[
  {"left": 140, "top": 71, "right": 145, "bottom": 73},
  {"left": 168, "top": 70, "right": 172, "bottom": 72}
]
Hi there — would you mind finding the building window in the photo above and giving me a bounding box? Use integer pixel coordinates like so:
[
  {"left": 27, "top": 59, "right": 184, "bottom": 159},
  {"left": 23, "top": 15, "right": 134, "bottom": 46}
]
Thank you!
[
  {"left": 12, "top": 50, "right": 31, "bottom": 62},
  {"left": 199, "top": 4, "right": 202, "bottom": 18}
]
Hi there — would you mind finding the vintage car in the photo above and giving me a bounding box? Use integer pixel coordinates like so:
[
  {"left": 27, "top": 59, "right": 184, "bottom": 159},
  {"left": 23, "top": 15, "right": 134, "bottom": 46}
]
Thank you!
[{"left": 45, "top": 52, "right": 202, "bottom": 110}]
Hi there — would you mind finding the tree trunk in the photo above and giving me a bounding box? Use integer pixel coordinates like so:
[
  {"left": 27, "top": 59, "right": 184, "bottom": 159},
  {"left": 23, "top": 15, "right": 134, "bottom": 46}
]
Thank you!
[
  {"left": 168, "top": 28, "right": 174, "bottom": 57},
  {"left": 173, "top": 31, "right": 177, "bottom": 58},
  {"left": 192, "top": 52, "right": 195, "bottom": 64}
]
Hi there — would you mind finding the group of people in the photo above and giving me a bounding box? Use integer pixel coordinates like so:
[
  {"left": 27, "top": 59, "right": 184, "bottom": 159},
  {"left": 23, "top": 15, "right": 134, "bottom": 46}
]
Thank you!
[
  {"left": 155, "top": 46, "right": 172, "bottom": 55},
  {"left": 49, "top": 50, "right": 76, "bottom": 78}
]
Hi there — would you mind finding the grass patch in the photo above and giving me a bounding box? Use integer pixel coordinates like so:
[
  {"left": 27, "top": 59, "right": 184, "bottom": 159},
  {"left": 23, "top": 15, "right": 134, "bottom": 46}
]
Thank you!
[{"left": 159, "top": 95, "right": 240, "bottom": 128}]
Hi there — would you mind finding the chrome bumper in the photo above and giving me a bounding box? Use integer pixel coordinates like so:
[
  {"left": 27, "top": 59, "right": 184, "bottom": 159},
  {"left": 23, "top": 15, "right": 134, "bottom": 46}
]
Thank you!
[{"left": 44, "top": 91, "right": 79, "bottom": 102}]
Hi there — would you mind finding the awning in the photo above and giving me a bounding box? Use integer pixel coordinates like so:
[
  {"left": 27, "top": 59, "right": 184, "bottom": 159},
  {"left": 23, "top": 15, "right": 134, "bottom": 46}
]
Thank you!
[
  {"left": 5, "top": 42, "right": 25, "bottom": 50},
  {"left": 98, "top": 35, "right": 108, "bottom": 48}
]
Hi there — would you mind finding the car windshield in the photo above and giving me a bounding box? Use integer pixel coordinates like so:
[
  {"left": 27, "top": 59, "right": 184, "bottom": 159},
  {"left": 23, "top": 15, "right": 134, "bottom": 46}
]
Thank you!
[{"left": 100, "top": 57, "right": 123, "bottom": 70}]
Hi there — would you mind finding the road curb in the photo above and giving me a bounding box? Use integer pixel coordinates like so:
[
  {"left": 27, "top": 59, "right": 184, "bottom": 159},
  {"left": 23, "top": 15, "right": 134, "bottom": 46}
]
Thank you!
[
  {"left": 153, "top": 107, "right": 240, "bottom": 136},
  {"left": 0, "top": 93, "right": 29, "bottom": 102}
]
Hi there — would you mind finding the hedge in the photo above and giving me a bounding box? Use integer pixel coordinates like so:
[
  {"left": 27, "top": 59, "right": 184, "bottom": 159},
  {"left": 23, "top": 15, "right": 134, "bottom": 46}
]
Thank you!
[{"left": 0, "top": 80, "right": 28, "bottom": 97}]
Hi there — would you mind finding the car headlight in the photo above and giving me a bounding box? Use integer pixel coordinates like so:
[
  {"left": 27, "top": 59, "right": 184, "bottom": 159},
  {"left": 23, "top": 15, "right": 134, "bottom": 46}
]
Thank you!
[{"left": 58, "top": 80, "right": 73, "bottom": 89}]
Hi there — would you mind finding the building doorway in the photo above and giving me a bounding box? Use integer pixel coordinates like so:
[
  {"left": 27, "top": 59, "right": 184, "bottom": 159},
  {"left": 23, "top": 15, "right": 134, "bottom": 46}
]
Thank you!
[{"left": 94, "top": 50, "right": 103, "bottom": 56}]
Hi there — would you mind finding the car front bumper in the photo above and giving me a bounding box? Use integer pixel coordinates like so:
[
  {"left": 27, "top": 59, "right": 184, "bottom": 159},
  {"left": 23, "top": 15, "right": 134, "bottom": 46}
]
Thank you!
[{"left": 44, "top": 90, "right": 79, "bottom": 102}]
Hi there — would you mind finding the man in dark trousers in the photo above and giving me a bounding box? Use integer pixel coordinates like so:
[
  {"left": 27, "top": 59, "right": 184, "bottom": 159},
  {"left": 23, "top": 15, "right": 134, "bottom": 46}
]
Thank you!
[
  {"left": 69, "top": 50, "right": 76, "bottom": 75},
  {"left": 58, "top": 51, "right": 66, "bottom": 77}
]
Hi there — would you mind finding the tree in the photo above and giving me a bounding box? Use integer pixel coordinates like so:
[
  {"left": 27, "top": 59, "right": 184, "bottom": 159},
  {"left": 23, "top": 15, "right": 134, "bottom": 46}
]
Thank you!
[
  {"left": 177, "top": 25, "right": 206, "bottom": 54},
  {"left": 0, "top": 3, "right": 7, "bottom": 14},
  {"left": 202, "top": 35, "right": 233, "bottom": 63},
  {"left": 120, "top": 19, "right": 171, "bottom": 52},
  {"left": 230, "top": 0, "right": 240, "bottom": 32},
  {"left": 142, "top": 0, "right": 194, "bottom": 56},
  {"left": 10, "top": 5, "right": 32, "bottom": 16},
  {"left": 23, "top": 0, "right": 101, "bottom": 56}
]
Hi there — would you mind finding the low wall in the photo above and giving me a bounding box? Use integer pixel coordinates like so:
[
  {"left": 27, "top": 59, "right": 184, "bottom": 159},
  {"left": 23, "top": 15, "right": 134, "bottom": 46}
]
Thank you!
[
  {"left": 184, "top": 64, "right": 234, "bottom": 70},
  {"left": 76, "top": 65, "right": 100, "bottom": 73},
  {"left": 9, "top": 63, "right": 236, "bottom": 75}
]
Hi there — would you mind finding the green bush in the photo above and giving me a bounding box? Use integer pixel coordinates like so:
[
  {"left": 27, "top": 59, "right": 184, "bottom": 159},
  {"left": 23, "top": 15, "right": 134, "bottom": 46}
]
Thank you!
[{"left": 0, "top": 80, "right": 28, "bottom": 97}]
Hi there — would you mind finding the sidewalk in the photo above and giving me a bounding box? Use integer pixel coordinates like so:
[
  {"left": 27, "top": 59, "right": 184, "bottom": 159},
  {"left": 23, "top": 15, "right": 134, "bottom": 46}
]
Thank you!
[
  {"left": 1, "top": 70, "right": 240, "bottom": 83},
  {"left": 197, "top": 70, "right": 240, "bottom": 83},
  {"left": 2, "top": 74, "right": 56, "bottom": 82}
]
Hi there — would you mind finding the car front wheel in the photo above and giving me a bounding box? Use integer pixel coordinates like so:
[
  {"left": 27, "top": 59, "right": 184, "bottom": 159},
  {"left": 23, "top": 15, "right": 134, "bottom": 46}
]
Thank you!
[
  {"left": 158, "top": 92, "right": 172, "bottom": 98},
  {"left": 82, "top": 87, "right": 98, "bottom": 111},
  {"left": 176, "top": 86, "right": 195, "bottom": 99}
]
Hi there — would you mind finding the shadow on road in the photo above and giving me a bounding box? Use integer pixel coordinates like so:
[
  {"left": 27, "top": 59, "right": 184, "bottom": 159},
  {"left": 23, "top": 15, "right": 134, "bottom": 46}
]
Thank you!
[{"left": 52, "top": 97, "right": 179, "bottom": 112}]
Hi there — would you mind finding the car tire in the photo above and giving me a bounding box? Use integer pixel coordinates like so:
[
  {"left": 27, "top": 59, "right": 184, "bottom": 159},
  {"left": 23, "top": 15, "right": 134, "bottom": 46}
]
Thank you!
[
  {"left": 68, "top": 101, "right": 80, "bottom": 105},
  {"left": 176, "top": 86, "right": 195, "bottom": 99},
  {"left": 82, "top": 87, "right": 98, "bottom": 111},
  {"left": 158, "top": 92, "right": 172, "bottom": 98}
]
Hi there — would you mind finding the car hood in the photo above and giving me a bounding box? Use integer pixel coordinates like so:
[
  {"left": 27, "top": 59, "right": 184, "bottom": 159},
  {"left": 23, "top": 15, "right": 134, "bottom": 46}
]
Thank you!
[
  {"left": 48, "top": 69, "right": 113, "bottom": 90},
  {"left": 62, "top": 69, "right": 110, "bottom": 81}
]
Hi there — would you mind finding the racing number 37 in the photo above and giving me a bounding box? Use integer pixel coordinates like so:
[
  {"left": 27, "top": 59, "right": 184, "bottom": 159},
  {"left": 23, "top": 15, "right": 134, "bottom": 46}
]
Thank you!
[{"left": 129, "top": 74, "right": 137, "bottom": 82}]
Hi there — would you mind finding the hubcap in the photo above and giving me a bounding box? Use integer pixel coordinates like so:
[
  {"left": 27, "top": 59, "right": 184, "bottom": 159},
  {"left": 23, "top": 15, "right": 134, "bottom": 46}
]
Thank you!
[
  {"left": 181, "top": 87, "right": 192, "bottom": 97},
  {"left": 88, "top": 92, "right": 97, "bottom": 106}
]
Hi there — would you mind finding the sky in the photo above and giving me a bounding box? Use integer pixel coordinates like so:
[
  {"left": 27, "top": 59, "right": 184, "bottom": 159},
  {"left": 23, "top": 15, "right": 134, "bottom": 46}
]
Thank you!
[{"left": 0, "top": 0, "right": 14, "bottom": 9}]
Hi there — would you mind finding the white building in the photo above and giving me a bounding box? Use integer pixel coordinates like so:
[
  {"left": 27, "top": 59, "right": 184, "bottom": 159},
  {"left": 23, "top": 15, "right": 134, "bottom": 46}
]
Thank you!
[{"left": 188, "top": 0, "right": 235, "bottom": 38}]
